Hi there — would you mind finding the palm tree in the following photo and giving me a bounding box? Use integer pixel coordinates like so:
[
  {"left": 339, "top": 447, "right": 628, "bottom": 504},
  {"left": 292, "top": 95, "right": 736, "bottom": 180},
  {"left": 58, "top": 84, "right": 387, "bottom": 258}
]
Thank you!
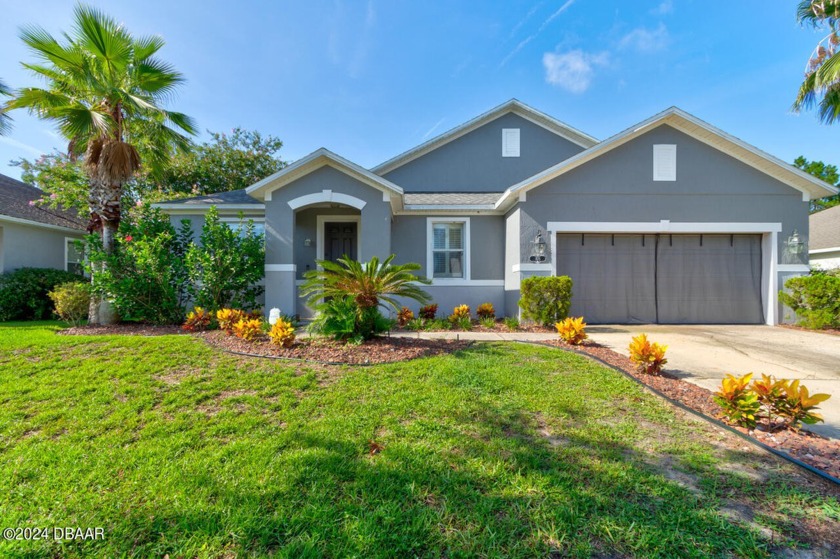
[
  {"left": 0, "top": 78, "right": 11, "bottom": 135},
  {"left": 6, "top": 4, "right": 196, "bottom": 323},
  {"left": 794, "top": 1, "right": 840, "bottom": 122}
]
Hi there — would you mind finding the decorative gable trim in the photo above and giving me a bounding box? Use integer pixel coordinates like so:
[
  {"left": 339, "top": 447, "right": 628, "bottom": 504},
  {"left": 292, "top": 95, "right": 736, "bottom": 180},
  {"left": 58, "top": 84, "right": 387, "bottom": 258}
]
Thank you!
[{"left": 371, "top": 99, "right": 597, "bottom": 175}]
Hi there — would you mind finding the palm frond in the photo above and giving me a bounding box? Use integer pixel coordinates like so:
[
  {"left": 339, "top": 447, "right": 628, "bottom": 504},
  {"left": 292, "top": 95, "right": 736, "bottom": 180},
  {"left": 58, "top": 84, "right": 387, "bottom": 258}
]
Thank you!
[
  {"left": 19, "top": 24, "right": 84, "bottom": 69},
  {"left": 0, "top": 78, "right": 11, "bottom": 135},
  {"left": 73, "top": 4, "right": 132, "bottom": 67},
  {"left": 132, "top": 34, "right": 165, "bottom": 61}
]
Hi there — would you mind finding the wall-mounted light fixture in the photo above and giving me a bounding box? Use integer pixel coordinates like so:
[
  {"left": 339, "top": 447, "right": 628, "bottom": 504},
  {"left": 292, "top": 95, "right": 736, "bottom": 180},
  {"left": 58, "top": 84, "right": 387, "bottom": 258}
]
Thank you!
[
  {"left": 529, "top": 230, "right": 547, "bottom": 262},
  {"left": 304, "top": 238, "right": 312, "bottom": 247},
  {"left": 786, "top": 229, "right": 804, "bottom": 256}
]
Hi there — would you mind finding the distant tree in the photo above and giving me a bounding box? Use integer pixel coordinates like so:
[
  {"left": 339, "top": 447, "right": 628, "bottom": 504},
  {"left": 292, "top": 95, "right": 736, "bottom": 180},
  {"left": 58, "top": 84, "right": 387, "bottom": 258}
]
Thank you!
[
  {"left": 794, "top": 1, "right": 840, "bottom": 122},
  {"left": 0, "top": 78, "right": 10, "bottom": 135},
  {"left": 13, "top": 152, "right": 89, "bottom": 215},
  {"left": 5, "top": 5, "right": 196, "bottom": 324},
  {"left": 155, "top": 127, "right": 286, "bottom": 197},
  {"left": 794, "top": 155, "right": 840, "bottom": 212}
]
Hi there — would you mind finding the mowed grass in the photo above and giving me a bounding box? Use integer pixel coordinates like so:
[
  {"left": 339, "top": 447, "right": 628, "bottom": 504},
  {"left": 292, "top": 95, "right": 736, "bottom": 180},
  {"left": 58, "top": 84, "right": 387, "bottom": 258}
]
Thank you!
[{"left": 0, "top": 323, "right": 838, "bottom": 558}]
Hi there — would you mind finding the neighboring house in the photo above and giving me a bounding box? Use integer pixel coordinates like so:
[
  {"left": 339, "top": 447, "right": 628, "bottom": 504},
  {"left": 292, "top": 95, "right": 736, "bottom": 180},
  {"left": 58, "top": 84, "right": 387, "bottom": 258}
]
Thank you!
[
  {"left": 0, "top": 173, "right": 86, "bottom": 274},
  {"left": 155, "top": 100, "right": 838, "bottom": 325},
  {"left": 809, "top": 204, "right": 840, "bottom": 270}
]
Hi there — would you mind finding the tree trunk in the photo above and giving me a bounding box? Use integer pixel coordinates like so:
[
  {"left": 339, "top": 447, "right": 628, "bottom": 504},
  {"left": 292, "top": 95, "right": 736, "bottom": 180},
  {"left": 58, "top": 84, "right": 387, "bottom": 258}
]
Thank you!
[{"left": 86, "top": 175, "right": 122, "bottom": 325}]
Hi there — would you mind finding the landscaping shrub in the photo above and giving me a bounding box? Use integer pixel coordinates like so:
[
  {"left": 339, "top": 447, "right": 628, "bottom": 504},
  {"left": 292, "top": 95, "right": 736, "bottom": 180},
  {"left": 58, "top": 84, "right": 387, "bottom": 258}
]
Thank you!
[
  {"left": 397, "top": 306, "right": 414, "bottom": 326},
  {"left": 232, "top": 317, "right": 264, "bottom": 341},
  {"left": 476, "top": 302, "right": 495, "bottom": 319},
  {"left": 714, "top": 373, "right": 761, "bottom": 429},
  {"left": 449, "top": 304, "right": 472, "bottom": 330},
  {"left": 775, "top": 380, "right": 831, "bottom": 428},
  {"left": 87, "top": 205, "right": 191, "bottom": 325},
  {"left": 301, "top": 254, "right": 429, "bottom": 341},
  {"left": 47, "top": 282, "right": 90, "bottom": 326},
  {"left": 503, "top": 316, "right": 520, "bottom": 330},
  {"left": 628, "top": 334, "right": 668, "bottom": 375},
  {"left": 268, "top": 318, "right": 296, "bottom": 348},
  {"left": 518, "top": 276, "right": 573, "bottom": 326},
  {"left": 556, "top": 316, "right": 588, "bottom": 345},
  {"left": 217, "top": 308, "right": 246, "bottom": 335},
  {"left": 182, "top": 307, "right": 212, "bottom": 332},
  {"left": 419, "top": 304, "right": 438, "bottom": 320},
  {"left": 186, "top": 206, "right": 265, "bottom": 312},
  {"left": 480, "top": 317, "right": 496, "bottom": 329},
  {"left": 779, "top": 270, "right": 840, "bottom": 329},
  {"left": 0, "top": 267, "right": 83, "bottom": 321}
]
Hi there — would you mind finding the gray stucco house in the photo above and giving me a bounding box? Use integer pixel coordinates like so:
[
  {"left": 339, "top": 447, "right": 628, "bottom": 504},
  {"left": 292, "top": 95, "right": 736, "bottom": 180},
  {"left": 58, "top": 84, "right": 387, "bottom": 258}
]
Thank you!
[
  {"left": 156, "top": 100, "right": 838, "bottom": 325},
  {"left": 0, "top": 173, "right": 86, "bottom": 274},
  {"left": 809, "top": 205, "right": 840, "bottom": 270}
]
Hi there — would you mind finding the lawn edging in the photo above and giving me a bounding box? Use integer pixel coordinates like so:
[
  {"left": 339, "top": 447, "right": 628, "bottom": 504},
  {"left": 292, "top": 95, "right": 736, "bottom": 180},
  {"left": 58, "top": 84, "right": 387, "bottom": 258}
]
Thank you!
[{"left": 525, "top": 340, "right": 840, "bottom": 487}]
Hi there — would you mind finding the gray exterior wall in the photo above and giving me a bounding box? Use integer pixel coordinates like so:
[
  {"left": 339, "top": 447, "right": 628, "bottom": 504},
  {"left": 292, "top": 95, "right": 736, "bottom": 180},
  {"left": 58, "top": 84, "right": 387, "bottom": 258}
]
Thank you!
[
  {"left": 293, "top": 206, "right": 358, "bottom": 279},
  {"left": 382, "top": 113, "right": 586, "bottom": 192},
  {"left": 518, "top": 125, "right": 809, "bottom": 253},
  {"left": 0, "top": 220, "right": 84, "bottom": 273},
  {"left": 391, "top": 214, "right": 505, "bottom": 280}
]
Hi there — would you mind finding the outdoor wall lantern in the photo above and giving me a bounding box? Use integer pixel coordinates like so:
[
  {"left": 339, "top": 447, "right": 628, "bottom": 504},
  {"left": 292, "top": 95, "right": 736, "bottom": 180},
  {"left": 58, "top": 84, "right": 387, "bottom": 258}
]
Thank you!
[
  {"left": 304, "top": 238, "right": 312, "bottom": 247},
  {"left": 786, "top": 229, "right": 804, "bottom": 256},
  {"left": 529, "top": 230, "right": 547, "bottom": 262}
]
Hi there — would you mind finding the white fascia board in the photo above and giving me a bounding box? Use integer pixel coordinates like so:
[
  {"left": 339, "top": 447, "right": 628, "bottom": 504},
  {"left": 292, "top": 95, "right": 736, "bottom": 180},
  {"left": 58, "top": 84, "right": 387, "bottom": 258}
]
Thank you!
[
  {"left": 0, "top": 214, "right": 85, "bottom": 234},
  {"left": 809, "top": 247, "right": 840, "bottom": 254},
  {"left": 403, "top": 204, "right": 497, "bottom": 211},
  {"left": 153, "top": 203, "right": 265, "bottom": 212},
  {"left": 545, "top": 221, "right": 783, "bottom": 234}
]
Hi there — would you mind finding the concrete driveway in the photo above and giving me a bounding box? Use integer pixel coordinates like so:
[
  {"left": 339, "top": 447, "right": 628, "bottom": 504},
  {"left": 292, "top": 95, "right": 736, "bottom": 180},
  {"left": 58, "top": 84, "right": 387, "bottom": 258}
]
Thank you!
[{"left": 586, "top": 325, "right": 840, "bottom": 438}]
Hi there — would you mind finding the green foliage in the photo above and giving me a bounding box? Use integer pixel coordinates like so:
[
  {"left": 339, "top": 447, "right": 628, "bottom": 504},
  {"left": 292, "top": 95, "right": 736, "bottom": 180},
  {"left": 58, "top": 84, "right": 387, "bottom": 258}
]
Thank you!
[
  {"left": 518, "top": 276, "right": 573, "bottom": 326},
  {"left": 0, "top": 268, "right": 83, "bottom": 321},
  {"left": 780, "top": 271, "right": 840, "bottom": 329},
  {"left": 419, "top": 304, "right": 438, "bottom": 320},
  {"left": 301, "top": 254, "right": 431, "bottom": 315},
  {"left": 155, "top": 128, "right": 286, "bottom": 197},
  {"left": 185, "top": 206, "right": 265, "bottom": 311},
  {"left": 503, "top": 316, "right": 520, "bottom": 330},
  {"left": 715, "top": 373, "right": 761, "bottom": 429},
  {"left": 794, "top": 2, "right": 840, "bottom": 124},
  {"left": 449, "top": 304, "right": 471, "bottom": 322},
  {"left": 13, "top": 152, "right": 90, "bottom": 215},
  {"left": 0, "top": 77, "right": 10, "bottom": 135},
  {"left": 87, "top": 205, "right": 192, "bottom": 324},
  {"left": 46, "top": 282, "right": 90, "bottom": 326},
  {"left": 793, "top": 156, "right": 840, "bottom": 212},
  {"left": 775, "top": 378, "right": 831, "bottom": 428},
  {"left": 308, "top": 296, "right": 393, "bottom": 343},
  {"left": 476, "top": 302, "right": 495, "bottom": 319},
  {"left": 479, "top": 317, "right": 496, "bottom": 329}
]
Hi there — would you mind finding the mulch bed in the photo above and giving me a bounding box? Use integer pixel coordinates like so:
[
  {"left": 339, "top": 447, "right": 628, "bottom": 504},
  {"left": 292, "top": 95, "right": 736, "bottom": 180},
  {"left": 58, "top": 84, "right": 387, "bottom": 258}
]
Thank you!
[
  {"left": 542, "top": 339, "right": 840, "bottom": 480},
  {"left": 395, "top": 320, "right": 554, "bottom": 334},
  {"left": 199, "top": 330, "right": 471, "bottom": 365},
  {"left": 58, "top": 324, "right": 187, "bottom": 336}
]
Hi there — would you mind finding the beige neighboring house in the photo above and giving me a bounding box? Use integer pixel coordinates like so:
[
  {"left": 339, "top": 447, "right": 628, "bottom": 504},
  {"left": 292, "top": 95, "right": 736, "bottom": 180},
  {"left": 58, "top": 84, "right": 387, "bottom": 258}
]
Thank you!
[
  {"left": 809, "top": 205, "right": 840, "bottom": 270},
  {"left": 0, "top": 173, "right": 86, "bottom": 274}
]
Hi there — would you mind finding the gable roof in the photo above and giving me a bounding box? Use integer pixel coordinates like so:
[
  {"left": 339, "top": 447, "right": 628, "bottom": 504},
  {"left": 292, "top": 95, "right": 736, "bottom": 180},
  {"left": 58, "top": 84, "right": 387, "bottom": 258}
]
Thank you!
[
  {"left": 810, "top": 205, "right": 840, "bottom": 251},
  {"left": 494, "top": 107, "right": 840, "bottom": 211},
  {"left": 153, "top": 189, "right": 264, "bottom": 211},
  {"left": 0, "top": 173, "right": 85, "bottom": 231},
  {"left": 371, "top": 99, "right": 598, "bottom": 176},
  {"left": 246, "top": 148, "right": 403, "bottom": 205}
]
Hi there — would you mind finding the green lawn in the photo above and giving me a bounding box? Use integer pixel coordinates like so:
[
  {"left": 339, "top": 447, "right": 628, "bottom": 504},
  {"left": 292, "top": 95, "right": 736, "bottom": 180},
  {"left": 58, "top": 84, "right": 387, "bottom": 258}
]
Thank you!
[{"left": 0, "top": 323, "right": 837, "bottom": 558}]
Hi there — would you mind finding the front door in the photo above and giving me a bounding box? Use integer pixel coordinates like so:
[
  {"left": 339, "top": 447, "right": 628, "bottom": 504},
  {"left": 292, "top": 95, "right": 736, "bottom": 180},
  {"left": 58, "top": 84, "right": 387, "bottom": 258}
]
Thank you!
[{"left": 324, "top": 222, "right": 357, "bottom": 262}]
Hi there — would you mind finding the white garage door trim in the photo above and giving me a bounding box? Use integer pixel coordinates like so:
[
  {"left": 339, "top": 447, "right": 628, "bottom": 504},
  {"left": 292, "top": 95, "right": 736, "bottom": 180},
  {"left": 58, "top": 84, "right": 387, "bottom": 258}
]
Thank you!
[{"left": 546, "top": 221, "right": 782, "bottom": 326}]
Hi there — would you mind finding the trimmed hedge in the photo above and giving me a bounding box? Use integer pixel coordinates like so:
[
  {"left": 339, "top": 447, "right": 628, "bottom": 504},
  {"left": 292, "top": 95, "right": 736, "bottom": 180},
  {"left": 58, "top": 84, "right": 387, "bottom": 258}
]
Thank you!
[
  {"left": 518, "top": 275, "right": 573, "bottom": 326},
  {"left": 780, "top": 270, "right": 840, "bottom": 329},
  {"left": 0, "top": 268, "right": 85, "bottom": 321}
]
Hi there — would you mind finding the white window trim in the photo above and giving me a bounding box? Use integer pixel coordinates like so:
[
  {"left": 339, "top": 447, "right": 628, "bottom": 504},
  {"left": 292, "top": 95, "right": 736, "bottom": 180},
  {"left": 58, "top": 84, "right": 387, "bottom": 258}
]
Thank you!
[
  {"left": 426, "top": 217, "right": 471, "bottom": 284},
  {"left": 653, "top": 144, "right": 677, "bottom": 181},
  {"left": 502, "top": 128, "right": 520, "bottom": 157},
  {"left": 64, "top": 236, "right": 83, "bottom": 274},
  {"left": 316, "top": 215, "right": 362, "bottom": 263}
]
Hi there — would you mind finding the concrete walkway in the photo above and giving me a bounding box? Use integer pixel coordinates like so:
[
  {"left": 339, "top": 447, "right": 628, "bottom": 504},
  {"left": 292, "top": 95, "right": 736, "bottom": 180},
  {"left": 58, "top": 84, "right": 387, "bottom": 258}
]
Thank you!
[{"left": 391, "top": 325, "right": 840, "bottom": 439}]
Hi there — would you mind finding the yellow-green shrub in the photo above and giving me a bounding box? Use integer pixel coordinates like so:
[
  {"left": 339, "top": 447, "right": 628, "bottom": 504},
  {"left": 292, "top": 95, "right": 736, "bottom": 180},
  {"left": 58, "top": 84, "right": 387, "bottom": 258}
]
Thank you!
[
  {"left": 775, "top": 379, "right": 831, "bottom": 429},
  {"left": 268, "top": 318, "right": 296, "bottom": 348},
  {"left": 556, "top": 316, "right": 588, "bottom": 345},
  {"left": 217, "top": 308, "right": 245, "bottom": 335},
  {"left": 476, "top": 302, "right": 495, "bottom": 319},
  {"left": 182, "top": 306, "right": 212, "bottom": 332},
  {"left": 715, "top": 373, "right": 761, "bottom": 429},
  {"left": 628, "top": 334, "right": 668, "bottom": 375},
  {"left": 518, "top": 276, "right": 573, "bottom": 326},
  {"left": 232, "top": 317, "right": 264, "bottom": 341},
  {"left": 47, "top": 282, "right": 90, "bottom": 326},
  {"left": 449, "top": 304, "right": 471, "bottom": 321}
]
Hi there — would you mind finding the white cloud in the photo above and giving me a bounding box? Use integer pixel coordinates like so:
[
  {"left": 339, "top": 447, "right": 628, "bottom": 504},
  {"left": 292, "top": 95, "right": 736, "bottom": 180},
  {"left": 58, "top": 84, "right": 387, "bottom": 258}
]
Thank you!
[
  {"left": 500, "top": 0, "right": 576, "bottom": 68},
  {"left": 421, "top": 118, "right": 446, "bottom": 140},
  {"left": 618, "top": 23, "right": 669, "bottom": 53},
  {"left": 542, "top": 50, "right": 609, "bottom": 93},
  {"left": 651, "top": 0, "right": 673, "bottom": 16},
  {"left": 0, "top": 136, "right": 44, "bottom": 157}
]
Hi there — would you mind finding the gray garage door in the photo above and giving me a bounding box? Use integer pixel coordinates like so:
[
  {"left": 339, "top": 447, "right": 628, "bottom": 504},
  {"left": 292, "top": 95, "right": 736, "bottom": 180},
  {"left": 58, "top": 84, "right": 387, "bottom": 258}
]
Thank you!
[{"left": 555, "top": 234, "right": 764, "bottom": 324}]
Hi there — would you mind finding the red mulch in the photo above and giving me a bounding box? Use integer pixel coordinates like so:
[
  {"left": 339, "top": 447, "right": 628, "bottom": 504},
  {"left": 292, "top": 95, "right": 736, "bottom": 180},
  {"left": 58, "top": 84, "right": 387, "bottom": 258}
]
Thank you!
[
  {"left": 396, "top": 320, "right": 554, "bottom": 334},
  {"left": 542, "top": 339, "right": 840, "bottom": 480},
  {"left": 58, "top": 324, "right": 187, "bottom": 336},
  {"left": 199, "top": 330, "right": 471, "bottom": 365}
]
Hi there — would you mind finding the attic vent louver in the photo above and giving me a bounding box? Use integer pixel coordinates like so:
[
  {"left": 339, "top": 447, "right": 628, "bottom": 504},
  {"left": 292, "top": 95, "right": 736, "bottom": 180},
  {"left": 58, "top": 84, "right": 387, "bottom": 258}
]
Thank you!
[
  {"left": 502, "top": 128, "right": 520, "bottom": 157},
  {"left": 653, "top": 144, "right": 676, "bottom": 181}
]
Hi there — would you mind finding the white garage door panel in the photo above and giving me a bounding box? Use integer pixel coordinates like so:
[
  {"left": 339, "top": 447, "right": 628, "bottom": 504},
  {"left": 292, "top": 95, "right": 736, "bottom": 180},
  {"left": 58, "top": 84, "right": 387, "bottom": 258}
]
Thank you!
[{"left": 555, "top": 233, "right": 764, "bottom": 324}]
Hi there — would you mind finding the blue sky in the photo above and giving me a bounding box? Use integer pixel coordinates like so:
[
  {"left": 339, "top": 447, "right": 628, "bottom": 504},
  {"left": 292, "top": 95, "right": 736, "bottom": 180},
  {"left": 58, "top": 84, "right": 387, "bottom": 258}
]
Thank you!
[{"left": 0, "top": 1, "right": 835, "bottom": 180}]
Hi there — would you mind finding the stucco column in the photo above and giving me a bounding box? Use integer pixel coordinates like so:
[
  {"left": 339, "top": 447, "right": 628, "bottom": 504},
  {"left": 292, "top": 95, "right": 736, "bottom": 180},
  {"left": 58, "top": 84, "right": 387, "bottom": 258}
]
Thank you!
[{"left": 264, "top": 199, "right": 297, "bottom": 317}]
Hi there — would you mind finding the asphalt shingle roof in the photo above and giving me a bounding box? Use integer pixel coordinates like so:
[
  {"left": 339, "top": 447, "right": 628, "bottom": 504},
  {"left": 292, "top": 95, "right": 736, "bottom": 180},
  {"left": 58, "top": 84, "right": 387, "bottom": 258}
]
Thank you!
[
  {"left": 161, "top": 189, "right": 262, "bottom": 205},
  {"left": 0, "top": 173, "right": 85, "bottom": 230},
  {"left": 402, "top": 192, "right": 502, "bottom": 206},
  {"left": 810, "top": 205, "right": 840, "bottom": 251}
]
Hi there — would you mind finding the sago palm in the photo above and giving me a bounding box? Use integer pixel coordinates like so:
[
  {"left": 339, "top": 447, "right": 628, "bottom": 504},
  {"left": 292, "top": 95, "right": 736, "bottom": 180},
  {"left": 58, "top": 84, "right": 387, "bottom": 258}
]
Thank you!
[
  {"left": 5, "top": 4, "right": 196, "bottom": 322},
  {"left": 0, "top": 78, "right": 10, "bottom": 135},
  {"left": 794, "top": 1, "right": 840, "bottom": 122},
  {"left": 301, "top": 254, "right": 431, "bottom": 314}
]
